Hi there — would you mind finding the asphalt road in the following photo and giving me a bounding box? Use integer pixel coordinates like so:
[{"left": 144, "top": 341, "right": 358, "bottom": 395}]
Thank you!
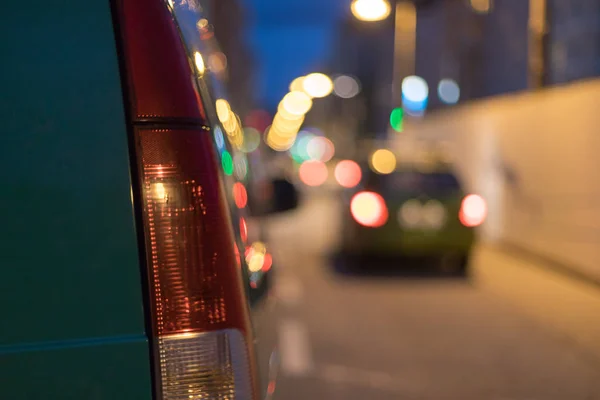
[{"left": 253, "top": 191, "right": 600, "bottom": 400}]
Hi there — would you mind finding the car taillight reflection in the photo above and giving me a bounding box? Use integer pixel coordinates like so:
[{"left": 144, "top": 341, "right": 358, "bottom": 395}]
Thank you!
[
  {"left": 459, "top": 194, "right": 487, "bottom": 227},
  {"left": 350, "top": 191, "right": 388, "bottom": 228}
]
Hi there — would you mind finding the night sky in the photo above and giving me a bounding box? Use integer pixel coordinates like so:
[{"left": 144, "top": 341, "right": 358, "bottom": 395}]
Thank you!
[{"left": 240, "top": 0, "right": 349, "bottom": 110}]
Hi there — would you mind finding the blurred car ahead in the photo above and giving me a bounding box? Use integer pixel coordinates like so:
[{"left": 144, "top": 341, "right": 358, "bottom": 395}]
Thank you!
[
  {"left": 339, "top": 164, "right": 486, "bottom": 275},
  {"left": 1, "top": 1, "right": 279, "bottom": 399}
]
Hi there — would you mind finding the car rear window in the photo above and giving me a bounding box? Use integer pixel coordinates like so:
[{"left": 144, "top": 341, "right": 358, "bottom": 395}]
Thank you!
[{"left": 369, "top": 170, "right": 462, "bottom": 195}]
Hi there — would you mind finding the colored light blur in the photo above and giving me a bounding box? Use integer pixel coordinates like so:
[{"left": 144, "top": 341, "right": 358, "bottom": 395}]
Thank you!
[
  {"left": 233, "top": 153, "right": 248, "bottom": 180},
  {"left": 233, "top": 183, "right": 247, "bottom": 209},
  {"left": 193, "top": 51, "right": 205, "bottom": 75},
  {"left": 240, "top": 217, "right": 248, "bottom": 243},
  {"left": 216, "top": 99, "right": 231, "bottom": 123},
  {"left": 402, "top": 76, "right": 429, "bottom": 103},
  {"left": 390, "top": 108, "right": 404, "bottom": 132},
  {"left": 289, "top": 132, "right": 315, "bottom": 163},
  {"left": 460, "top": 194, "right": 487, "bottom": 227},
  {"left": 470, "top": 0, "right": 492, "bottom": 13},
  {"left": 290, "top": 77, "right": 306, "bottom": 92},
  {"left": 398, "top": 199, "right": 421, "bottom": 228},
  {"left": 208, "top": 52, "right": 227, "bottom": 74},
  {"left": 333, "top": 75, "right": 361, "bottom": 98},
  {"left": 214, "top": 126, "right": 225, "bottom": 150},
  {"left": 306, "top": 137, "right": 335, "bottom": 162},
  {"left": 221, "top": 151, "right": 233, "bottom": 175},
  {"left": 281, "top": 91, "right": 313, "bottom": 116},
  {"left": 262, "top": 253, "right": 273, "bottom": 273},
  {"left": 350, "top": 191, "right": 388, "bottom": 228},
  {"left": 438, "top": 79, "right": 460, "bottom": 104},
  {"left": 298, "top": 160, "right": 328, "bottom": 187},
  {"left": 241, "top": 127, "right": 261, "bottom": 153},
  {"left": 245, "top": 109, "right": 271, "bottom": 133},
  {"left": 351, "top": 0, "right": 391, "bottom": 22},
  {"left": 423, "top": 200, "right": 447, "bottom": 229},
  {"left": 370, "top": 149, "right": 396, "bottom": 174},
  {"left": 334, "top": 160, "right": 362, "bottom": 188},
  {"left": 302, "top": 73, "right": 334, "bottom": 98}
]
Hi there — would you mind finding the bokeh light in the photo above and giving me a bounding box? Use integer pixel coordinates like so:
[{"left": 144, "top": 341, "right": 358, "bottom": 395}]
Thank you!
[
  {"left": 233, "top": 182, "right": 248, "bottom": 209},
  {"left": 289, "top": 132, "right": 315, "bottom": 163},
  {"left": 242, "top": 127, "right": 261, "bottom": 153},
  {"left": 306, "top": 137, "right": 335, "bottom": 162},
  {"left": 233, "top": 153, "right": 248, "bottom": 180},
  {"left": 438, "top": 79, "right": 460, "bottom": 104},
  {"left": 402, "top": 76, "right": 429, "bottom": 103},
  {"left": 239, "top": 217, "right": 248, "bottom": 243},
  {"left": 302, "top": 73, "right": 334, "bottom": 98},
  {"left": 398, "top": 199, "right": 421, "bottom": 227},
  {"left": 221, "top": 151, "right": 233, "bottom": 176},
  {"left": 334, "top": 160, "right": 362, "bottom": 188},
  {"left": 289, "top": 77, "right": 306, "bottom": 93},
  {"left": 470, "top": 0, "right": 492, "bottom": 13},
  {"left": 193, "top": 51, "right": 205, "bottom": 75},
  {"left": 390, "top": 108, "right": 404, "bottom": 132},
  {"left": 370, "top": 149, "right": 396, "bottom": 174},
  {"left": 298, "top": 160, "right": 328, "bottom": 187},
  {"left": 216, "top": 99, "right": 231, "bottom": 123},
  {"left": 281, "top": 91, "right": 313, "bottom": 116},
  {"left": 214, "top": 126, "right": 225, "bottom": 150},
  {"left": 208, "top": 52, "right": 227, "bottom": 74},
  {"left": 460, "top": 194, "right": 487, "bottom": 227},
  {"left": 351, "top": 0, "right": 391, "bottom": 22},
  {"left": 350, "top": 191, "right": 388, "bottom": 228},
  {"left": 333, "top": 75, "right": 361, "bottom": 98},
  {"left": 245, "top": 109, "right": 272, "bottom": 133}
]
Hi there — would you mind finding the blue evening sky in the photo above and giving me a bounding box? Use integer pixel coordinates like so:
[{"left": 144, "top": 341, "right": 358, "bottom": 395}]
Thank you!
[{"left": 240, "top": 0, "right": 349, "bottom": 110}]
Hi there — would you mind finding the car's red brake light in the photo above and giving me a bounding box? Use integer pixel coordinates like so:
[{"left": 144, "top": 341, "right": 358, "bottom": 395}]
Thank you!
[
  {"left": 113, "top": 0, "right": 258, "bottom": 399},
  {"left": 350, "top": 191, "right": 388, "bottom": 228},
  {"left": 459, "top": 194, "right": 487, "bottom": 227}
]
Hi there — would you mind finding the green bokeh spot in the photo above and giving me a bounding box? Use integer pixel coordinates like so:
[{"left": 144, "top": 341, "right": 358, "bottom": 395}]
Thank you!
[
  {"left": 390, "top": 107, "right": 404, "bottom": 132},
  {"left": 222, "top": 151, "right": 234, "bottom": 176}
]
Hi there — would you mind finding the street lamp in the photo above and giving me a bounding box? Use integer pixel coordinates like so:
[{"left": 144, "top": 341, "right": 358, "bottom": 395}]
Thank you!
[{"left": 350, "top": 0, "right": 392, "bottom": 22}]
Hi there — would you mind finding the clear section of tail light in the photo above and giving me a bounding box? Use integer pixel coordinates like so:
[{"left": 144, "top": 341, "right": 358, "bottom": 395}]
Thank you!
[{"left": 160, "top": 330, "right": 253, "bottom": 400}]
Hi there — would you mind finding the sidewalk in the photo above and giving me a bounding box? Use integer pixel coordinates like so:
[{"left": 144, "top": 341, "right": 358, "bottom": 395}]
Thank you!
[{"left": 474, "top": 245, "right": 600, "bottom": 363}]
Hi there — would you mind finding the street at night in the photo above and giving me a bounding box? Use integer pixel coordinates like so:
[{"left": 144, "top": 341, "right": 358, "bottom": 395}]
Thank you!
[{"left": 254, "top": 191, "right": 600, "bottom": 399}]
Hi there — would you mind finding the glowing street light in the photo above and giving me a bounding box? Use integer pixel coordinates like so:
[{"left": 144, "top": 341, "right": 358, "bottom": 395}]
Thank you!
[
  {"left": 351, "top": 0, "right": 392, "bottom": 22},
  {"left": 302, "top": 73, "right": 334, "bottom": 98}
]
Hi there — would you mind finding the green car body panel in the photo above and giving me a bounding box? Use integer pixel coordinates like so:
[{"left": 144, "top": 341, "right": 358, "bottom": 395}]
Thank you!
[
  {"left": 1, "top": 1, "right": 152, "bottom": 398},
  {"left": 347, "top": 194, "right": 476, "bottom": 255}
]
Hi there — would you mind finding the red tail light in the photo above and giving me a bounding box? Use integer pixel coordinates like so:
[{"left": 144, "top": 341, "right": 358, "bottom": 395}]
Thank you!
[
  {"left": 114, "top": 1, "right": 257, "bottom": 399},
  {"left": 459, "top": 194, "right": 487, "bottom": 227},
  {"left": 350, "top": 191, "right": 388, "bottom": 228}
]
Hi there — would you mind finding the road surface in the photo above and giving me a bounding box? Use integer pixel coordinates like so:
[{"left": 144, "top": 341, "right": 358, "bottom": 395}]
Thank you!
[{"left": 253, "top": 191, "right": 600, "bottom": 400}]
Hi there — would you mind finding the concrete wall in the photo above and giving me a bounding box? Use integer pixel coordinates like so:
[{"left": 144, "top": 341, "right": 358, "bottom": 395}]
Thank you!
[{"left": 414, "top": 79, "right": 600, "bottom": 282}]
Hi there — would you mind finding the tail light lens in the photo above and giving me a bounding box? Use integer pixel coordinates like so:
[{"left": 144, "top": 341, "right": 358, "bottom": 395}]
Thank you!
[
  {"left": 459, "top": 194, "right": 487, "bottom": 227},
  {"left": 350, "top": 191, "right": 388, "bottom": 228},
  {"left": 114, "top": 1, "right": 258, "bottom": 399}
]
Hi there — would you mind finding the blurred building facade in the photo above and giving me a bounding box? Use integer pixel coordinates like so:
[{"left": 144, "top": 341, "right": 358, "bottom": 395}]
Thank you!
[
  {"left": 544, "top": 0, "right": 600, "bottom": 85},
  {"left": 204, "top": 0, "right": 256, "bottom": 117}
]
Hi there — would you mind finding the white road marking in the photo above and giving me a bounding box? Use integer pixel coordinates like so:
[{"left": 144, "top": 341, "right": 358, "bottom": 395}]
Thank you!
[
  {"left": 276, "top": 276, "right": 304, "bottom": 307},
  {"left": 278, "top": 319, "right": 314, "bottom": 377}
]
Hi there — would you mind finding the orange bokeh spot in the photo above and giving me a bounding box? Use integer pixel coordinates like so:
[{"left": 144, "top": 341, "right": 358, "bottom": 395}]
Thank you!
[
  {"left": 233, "top": 182, "right": 248, "bottom": 208},
  {"left": 350, "top": 191, "right": 388, "bottom": 227},
  {"left": 334, "top": 160, "right": 362, "bottom": 188},
  {"left": 240, "top": 217, "right": 248, "bottom": 243},
  {"left": 298, "top": 160, "right": 328, "bottom": 187},
  {"left": 262, "top": 253, "right": 273, "bottom": 273}
]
